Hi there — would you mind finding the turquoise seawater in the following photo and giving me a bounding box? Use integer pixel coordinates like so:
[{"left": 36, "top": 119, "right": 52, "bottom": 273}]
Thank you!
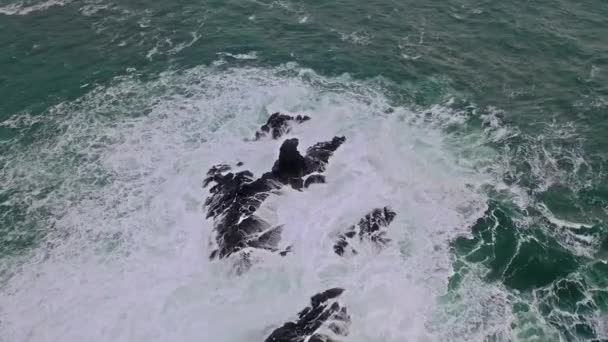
[{"left": 1, "top": 0, "right": 607, "bottom": 341}]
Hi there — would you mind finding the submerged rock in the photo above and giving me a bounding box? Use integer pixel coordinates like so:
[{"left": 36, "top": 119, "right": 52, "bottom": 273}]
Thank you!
[
  {"left": 334, "top": 207, "right": 396, "bottom": 256},
  {"left": 255, "top": 112, "right": 311, "bottom": 140},
  {"left": 204, "top": 136, "right": 346, "bottom": 259},
  {"left": 265, "top": 288, "right": 350, "bottom": 342}
]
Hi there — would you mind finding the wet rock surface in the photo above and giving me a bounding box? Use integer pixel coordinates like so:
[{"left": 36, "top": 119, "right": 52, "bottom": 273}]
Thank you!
[
  {"left": 204, "top": 134, "right": 345, "bottom": 259},
  {"left": 265, "top": 288, "right": 350, "bottom": 342},
  {"left": 334, "top": 207, "right": 397, "bottom": 256},
  {"left": 255, "top": 112, "right": 311, "bottom": 140}
]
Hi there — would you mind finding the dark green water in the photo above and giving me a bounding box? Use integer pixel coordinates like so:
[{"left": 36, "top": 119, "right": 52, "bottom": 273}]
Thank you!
[{"left": 1, "top": 0, "right": 607, "bottom": 341}]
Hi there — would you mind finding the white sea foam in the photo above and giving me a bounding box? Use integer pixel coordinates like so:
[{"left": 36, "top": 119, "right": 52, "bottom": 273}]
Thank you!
[
  {"left": 217, "top": 51, "right": 259, "bottom": 60},
  {"left": 0, "top": 64, "right": 509, "bottom": 342},
  {"left": 0, "top": 0, "right": 69, "bottom": 15}
]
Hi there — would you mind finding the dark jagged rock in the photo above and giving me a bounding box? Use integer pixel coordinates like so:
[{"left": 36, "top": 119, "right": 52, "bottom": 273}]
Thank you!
[
  {"left": 204, "top": 136, "right": 346, "bottom": 259},
  {"left": 270, "top": 136, "right": 344, "bottom": 188},
  {"left": 265, "top": 288, "right": 350, "bottom": 342},
  {"left": 304, "top": 175, "right": 326, "bottom": 188},
  {"left": 202, "top": 164, "right": 231, "bottom": 187},
  {"left": 203, "top": 168, "right": 280, "bottom": 259},
  {"left": 255, "top": 113, "right": 311, "bottom": 140},
  {"left": 305, "top": 137, "right": 347, "bottom": 170},
  {"left": 334, "top": 207, "right": 397, "bottom": 256},
  {"left": 270, "top": 138, "right": 309, "bottom": 185}
]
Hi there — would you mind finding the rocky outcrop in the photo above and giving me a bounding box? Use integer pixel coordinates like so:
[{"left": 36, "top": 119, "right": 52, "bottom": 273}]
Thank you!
[
  {"left": 265, "top": 288, "right": 350, "bottom": 342},
  {"left": 255, "top": 112, "right": 311, "bottom": 140},
  {"left": 204, "top": 136, "right": 346, "bottom": 260},
  {"left": 334, "top": 207, "right": 396, "bottom": 256}
]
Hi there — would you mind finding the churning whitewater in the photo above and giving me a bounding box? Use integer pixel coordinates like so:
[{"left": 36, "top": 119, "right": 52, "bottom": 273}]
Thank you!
[
  {"left": 0, "top": 64, "right": 497, "bottom": 341},
  {"left": 3, "top": 0, "right": 608, "bottom": 339}
]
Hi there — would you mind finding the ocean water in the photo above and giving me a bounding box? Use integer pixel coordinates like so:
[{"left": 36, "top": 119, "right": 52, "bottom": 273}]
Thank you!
[{"left": 0, "top": 0, "right": 607, "bottom": 341}]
